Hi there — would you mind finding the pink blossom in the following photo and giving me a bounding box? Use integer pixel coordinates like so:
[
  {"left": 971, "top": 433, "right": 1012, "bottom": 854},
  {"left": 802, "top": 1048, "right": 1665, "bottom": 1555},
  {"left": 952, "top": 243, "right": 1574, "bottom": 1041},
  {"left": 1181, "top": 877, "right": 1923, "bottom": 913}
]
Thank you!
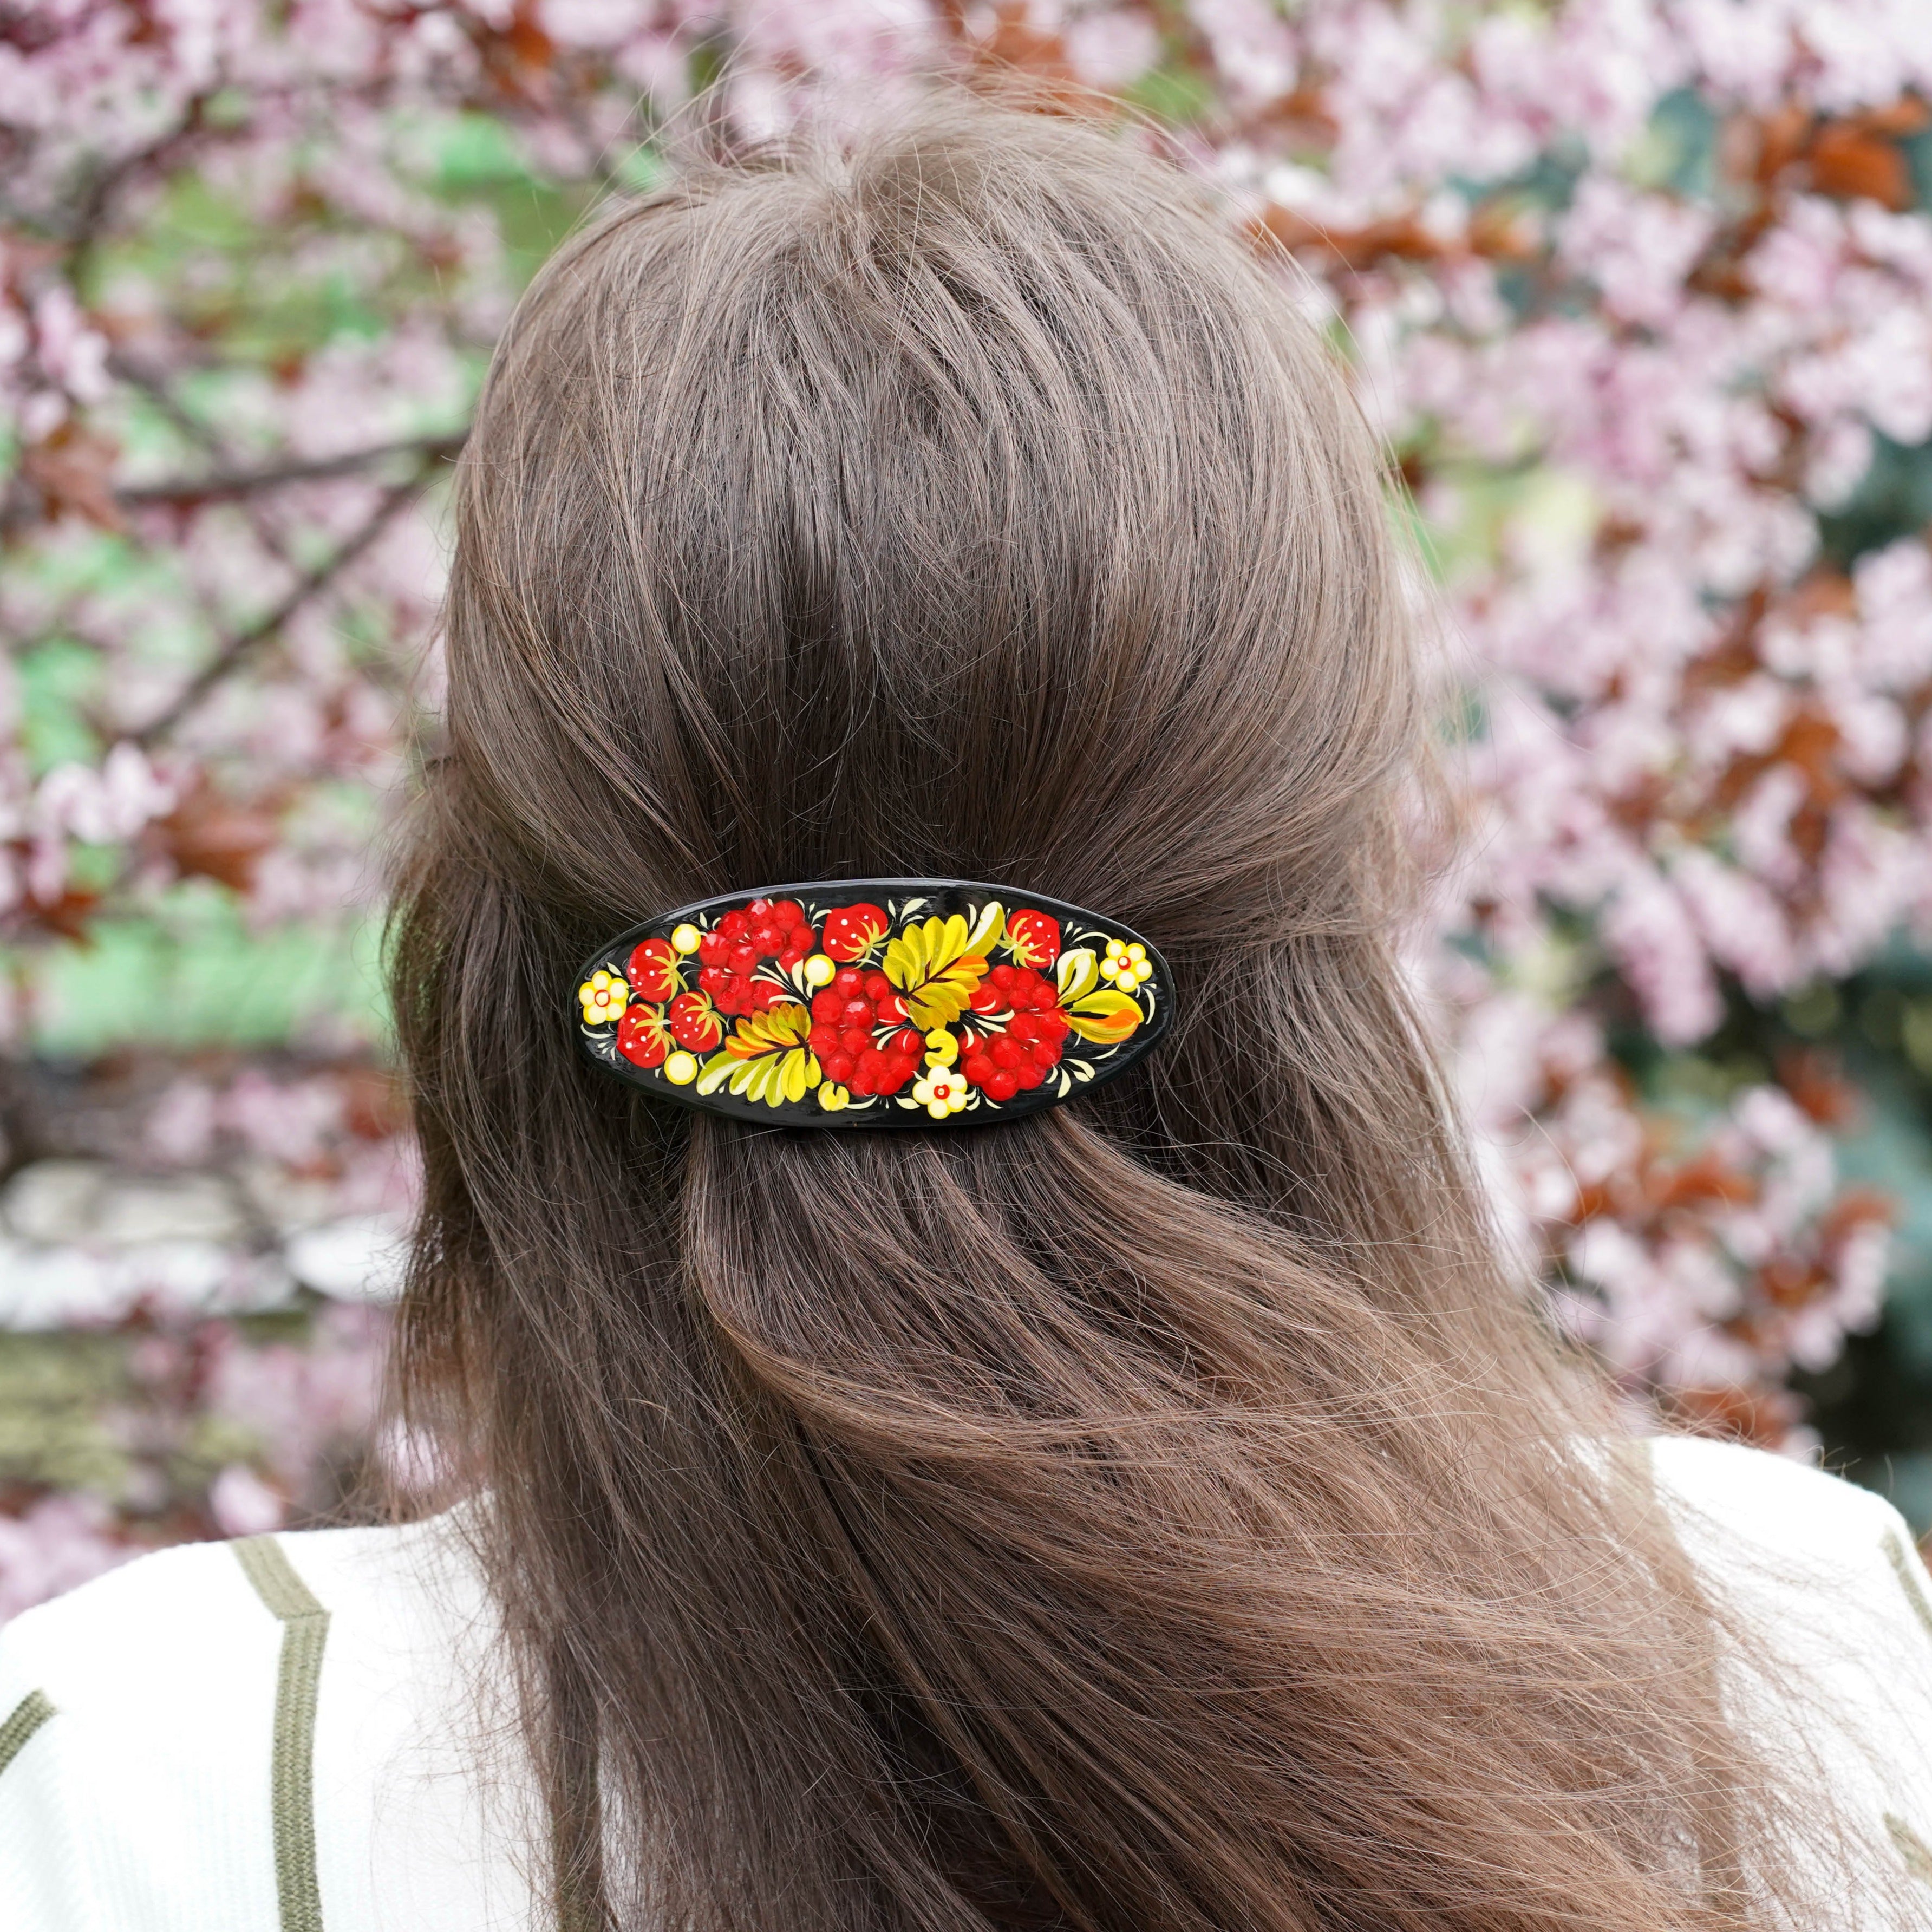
[
  {"left": 208, "top": 1463, "right": 288, "bottom": 1536},
  {"left": 1557, "top": 177, "right": 1714, "bottom": 329},
  {"left": 1063, "top": 10, "right": 1161, "bottom": 89},
  {"left": 0, "top": 1496, "right": 136, "bottom": 1624}
]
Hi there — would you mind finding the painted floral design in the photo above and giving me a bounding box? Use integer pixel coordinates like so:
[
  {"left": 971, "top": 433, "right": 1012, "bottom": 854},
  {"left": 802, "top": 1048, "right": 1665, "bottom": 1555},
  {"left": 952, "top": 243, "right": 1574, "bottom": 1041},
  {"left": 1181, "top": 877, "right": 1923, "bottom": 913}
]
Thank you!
[
  {"left": 666, "top": 991, "right": 723, "bottom": 1052},
  {"left": 912, "top": 1065, "right": 971, "bottom": 1119},
  {"left": 579, "top": 970, "right": 627, "bottom": 1027},
  {"left": 626, "top": 938, "right": 680, "bottom": 1002},
  {"left": 697, "top": 897, "right": 818, "bottom": 1015},
  {"left": 956, "top": 965, "right": 1072, "bottom": 1101},
  {"left": 577, "top": 889, "right": 1164, "bottom": 1121},
  {"left": 821, "top": 903, "right": 889, "bottom": 963},
  {"left": 808, "top": 965, "right": 923, "bottom": 1097},
  {"left": 1004, "top": 909, "right": 1060, "bottom": 970},
  {"left": 696, "top": 1002, "right": 819, "bottom": 1106},
  {"left": 616, "top": 1003, "right": 672, "bottom": 1069},
  {"left": 1100, "top": 939, "right": 1153, "bottom": 990}
]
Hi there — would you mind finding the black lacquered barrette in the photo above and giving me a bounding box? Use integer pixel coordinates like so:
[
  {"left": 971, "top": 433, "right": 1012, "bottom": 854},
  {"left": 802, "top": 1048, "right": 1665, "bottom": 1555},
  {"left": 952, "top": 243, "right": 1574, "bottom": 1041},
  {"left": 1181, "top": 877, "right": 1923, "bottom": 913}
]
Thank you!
[{"left": 573, "top": 879, "right": 1171, "bottom": 1127}]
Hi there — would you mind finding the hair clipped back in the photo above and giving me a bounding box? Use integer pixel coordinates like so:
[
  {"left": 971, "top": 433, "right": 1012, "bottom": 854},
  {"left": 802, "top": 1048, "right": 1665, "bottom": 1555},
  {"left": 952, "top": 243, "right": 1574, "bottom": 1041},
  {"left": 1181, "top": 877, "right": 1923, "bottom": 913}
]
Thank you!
[{"left": 392, "top": 90, "right": 1873, "bottom": 1932}]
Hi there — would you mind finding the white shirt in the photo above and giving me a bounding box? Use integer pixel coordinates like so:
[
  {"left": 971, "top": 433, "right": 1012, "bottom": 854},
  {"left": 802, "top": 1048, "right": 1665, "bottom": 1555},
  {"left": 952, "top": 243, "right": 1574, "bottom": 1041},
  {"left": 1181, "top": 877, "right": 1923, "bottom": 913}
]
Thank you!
[{"left": 2, "top": 1437, "right": 1930, "bottom": 1930}]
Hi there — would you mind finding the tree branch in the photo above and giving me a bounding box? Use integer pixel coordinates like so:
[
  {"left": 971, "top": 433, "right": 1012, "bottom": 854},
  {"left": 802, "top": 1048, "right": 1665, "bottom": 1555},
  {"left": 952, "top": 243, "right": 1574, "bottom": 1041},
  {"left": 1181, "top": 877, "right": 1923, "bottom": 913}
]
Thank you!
[
  {"left": 133, "top": 464, "right": 441, "bottom": 748},
  {"left": 64, "top": 103, "right": 212, "bottom": 283},
  {"left": 118, "top": 432, "right": 468, "bottom": 507}
]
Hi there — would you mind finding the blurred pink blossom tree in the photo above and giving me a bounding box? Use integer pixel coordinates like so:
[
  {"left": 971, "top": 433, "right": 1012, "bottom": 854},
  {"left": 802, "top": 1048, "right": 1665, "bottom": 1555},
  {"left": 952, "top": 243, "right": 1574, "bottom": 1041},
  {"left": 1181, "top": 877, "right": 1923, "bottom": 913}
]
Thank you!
[{"left": 5, "top": 0, "right": 1932, "bottom": 1610}]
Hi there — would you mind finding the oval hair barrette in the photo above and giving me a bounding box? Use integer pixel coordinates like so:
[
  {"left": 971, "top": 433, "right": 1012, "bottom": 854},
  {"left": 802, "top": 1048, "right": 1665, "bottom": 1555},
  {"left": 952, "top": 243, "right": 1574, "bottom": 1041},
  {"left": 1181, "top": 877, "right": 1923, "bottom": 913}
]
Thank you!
[{"left": 573, "top": 879, "right": 1172, "bottom": 1128}]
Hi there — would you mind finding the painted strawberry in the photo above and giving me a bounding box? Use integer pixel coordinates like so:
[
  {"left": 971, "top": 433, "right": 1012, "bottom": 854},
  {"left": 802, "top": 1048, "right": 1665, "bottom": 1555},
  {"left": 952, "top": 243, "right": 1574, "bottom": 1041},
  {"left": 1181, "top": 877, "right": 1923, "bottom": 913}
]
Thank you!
[
  {"left": 667, "top": 990, "right": 724, "bottom": 1053},
  {"left": 821, "top": 902, "right": 889, "bottom": 963},
  {"left": 616, "top": 1002, "right": 672, "bottom": 1068},
  {"left": 805, "top": 964, "right": 921, "bottom": 1095},
  {"left": 1004, "top": 908, "right": 1061, "bottom": 970},
  {"left": 697, "top": 897, "right": 817, "bottom": 1016},
  {"left": 626, "top": 936, "right": 681, "bottom": 1002},
  {"left": 958, "top": 964, "right": 1072, "bottom": 1103}
]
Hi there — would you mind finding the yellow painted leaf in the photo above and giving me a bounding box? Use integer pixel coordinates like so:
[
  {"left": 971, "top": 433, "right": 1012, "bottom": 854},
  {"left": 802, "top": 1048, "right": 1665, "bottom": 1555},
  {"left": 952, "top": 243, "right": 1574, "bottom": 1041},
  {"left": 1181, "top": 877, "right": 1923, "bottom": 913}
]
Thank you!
[
  {"left": 883, "top": 921, "right": 922, "bottom": 987},
  {"left": 1056, "top": 948, "right": 1099, "bottom": 1003},
  {"left": 909, "top": 964, "right": 988, "bottom": 1030},
  {"left": 1066, "top": 987, "right": 1142, "bottom": 1045},
  {"left": 730, "top": 1050, "right": 814, "bottom": 1106},
  {"left": 725, "top": 1002, "right": 813, "bottom": 1058},
  {"left": 886, "top": 913, "right": 964, "bottom": 986},
  {"left": 701, "top": 1004, "right": 820, "bottom": 1106},
  {"left": 885, "top": 914, "right": 989, "bottom": 1031},
  {"left": 964, "top": 899, "right": 1004, "bottom": 957},
  {"left": 782, "top": 1049, "right": 811, "bottom": 1103}
]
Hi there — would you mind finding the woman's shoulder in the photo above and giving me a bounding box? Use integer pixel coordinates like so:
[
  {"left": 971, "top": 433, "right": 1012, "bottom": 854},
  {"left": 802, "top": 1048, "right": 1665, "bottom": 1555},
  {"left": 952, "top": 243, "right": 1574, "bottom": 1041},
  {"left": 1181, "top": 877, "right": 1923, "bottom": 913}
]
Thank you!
[
  {"left": 0, "top": 1513, "right": 479, "bottom": 1707},
  {"left": 1646, "top": 1432, "right": 1932, "bottom": 1907},
  {"left": 1648, "top": 1431, "right": 1914, "bottom": 1543},
  {"left": 3, "top": 1529, "right": 271, "bottom": 1698},
  {"left": 1644, "top": 1433, "right": 1932, "bottom": 1675},
  {"left": 0, "top": 1513, "right": 512, "bottom": 1932}
]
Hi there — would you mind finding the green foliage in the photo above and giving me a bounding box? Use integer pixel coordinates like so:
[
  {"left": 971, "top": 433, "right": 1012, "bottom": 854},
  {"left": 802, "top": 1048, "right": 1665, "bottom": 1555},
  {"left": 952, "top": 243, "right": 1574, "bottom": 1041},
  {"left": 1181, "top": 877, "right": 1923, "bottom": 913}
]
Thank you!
[{"left": 1819, "top": 434, "right": 1932, "bottom": 570}]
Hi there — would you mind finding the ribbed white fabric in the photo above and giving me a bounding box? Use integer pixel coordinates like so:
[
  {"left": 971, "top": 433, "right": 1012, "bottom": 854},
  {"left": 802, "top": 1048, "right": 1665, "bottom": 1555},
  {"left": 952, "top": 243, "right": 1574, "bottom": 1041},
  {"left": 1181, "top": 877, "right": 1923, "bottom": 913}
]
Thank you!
[
  {"left": 1, "top": 1437, "right": 1930, "bottom": 1929},
  {"left": 0, "top": 1511, "right": 534, "bottom": 1932}
]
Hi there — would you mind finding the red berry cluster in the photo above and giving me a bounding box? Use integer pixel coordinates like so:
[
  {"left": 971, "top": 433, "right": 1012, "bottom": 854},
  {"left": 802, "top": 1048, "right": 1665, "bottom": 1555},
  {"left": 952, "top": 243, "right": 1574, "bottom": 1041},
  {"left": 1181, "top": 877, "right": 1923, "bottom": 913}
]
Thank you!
[
  {"left": 808, "top": 965, "right": 923, "bottom": 1095},
  {"left": 698, "top": 897, "right": 815, "bottom": 1017},
  {"left": 960, "top": 964, "right": 1071, "bottom": 1101}
]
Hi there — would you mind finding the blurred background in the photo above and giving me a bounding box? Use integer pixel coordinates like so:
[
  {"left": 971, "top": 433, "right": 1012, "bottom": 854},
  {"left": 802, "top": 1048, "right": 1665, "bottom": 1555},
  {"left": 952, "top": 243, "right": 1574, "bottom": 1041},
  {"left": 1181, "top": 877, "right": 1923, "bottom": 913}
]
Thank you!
[{"left": 3, "top": 0, "right": 1932, "bottom": 1617}]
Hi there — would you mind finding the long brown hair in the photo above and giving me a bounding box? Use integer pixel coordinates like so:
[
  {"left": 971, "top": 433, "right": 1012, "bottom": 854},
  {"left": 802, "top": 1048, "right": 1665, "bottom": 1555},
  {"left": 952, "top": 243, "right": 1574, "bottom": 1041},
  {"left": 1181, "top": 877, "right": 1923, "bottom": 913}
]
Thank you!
[{"left": 390, "top": 92, "right": 1863, "bottom": 1931}]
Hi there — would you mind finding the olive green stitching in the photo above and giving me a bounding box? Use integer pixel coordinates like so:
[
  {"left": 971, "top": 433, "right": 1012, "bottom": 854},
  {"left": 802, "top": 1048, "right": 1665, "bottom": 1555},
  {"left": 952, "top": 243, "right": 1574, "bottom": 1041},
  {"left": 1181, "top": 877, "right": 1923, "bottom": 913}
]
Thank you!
[
  {"left": 0, "top": 1688, "right": 55, "bottom": 1778},
  {"left": 1887, "top": 1813, "right": 1932, "bottom": 1885},
  {"left": 1882, "top": 1527, "right": 1932, "bottom": 1642},
  {"left": 234, "top": 1536, "right": 329, "bottom": 1932}
]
